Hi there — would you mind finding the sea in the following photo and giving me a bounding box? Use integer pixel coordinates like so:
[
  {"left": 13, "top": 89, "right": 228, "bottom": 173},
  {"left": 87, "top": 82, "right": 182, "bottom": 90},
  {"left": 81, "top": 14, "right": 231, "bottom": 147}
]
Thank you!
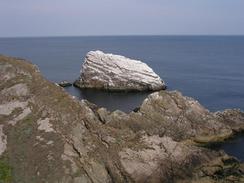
[{"left": 0, "top": 36, "right": 244, "bottom": 161}]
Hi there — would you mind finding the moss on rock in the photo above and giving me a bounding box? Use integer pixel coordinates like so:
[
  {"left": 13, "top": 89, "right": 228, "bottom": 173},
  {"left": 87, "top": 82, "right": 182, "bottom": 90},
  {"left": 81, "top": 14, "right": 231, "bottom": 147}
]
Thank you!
[{"left": 0, "top": 158, "right": 12, "bottom": 183}]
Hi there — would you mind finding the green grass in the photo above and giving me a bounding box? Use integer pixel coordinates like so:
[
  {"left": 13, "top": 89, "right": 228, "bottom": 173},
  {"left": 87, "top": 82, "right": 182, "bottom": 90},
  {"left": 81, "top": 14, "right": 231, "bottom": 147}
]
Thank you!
[{"left": 0, "top": 159, "right": 12, "bottom": 183}]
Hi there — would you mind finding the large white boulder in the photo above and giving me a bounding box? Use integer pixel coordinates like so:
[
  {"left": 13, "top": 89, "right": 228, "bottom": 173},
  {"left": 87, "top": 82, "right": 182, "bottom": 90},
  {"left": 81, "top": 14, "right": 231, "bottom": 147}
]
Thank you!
[{"left": 74, "top": 51, "right": 166, "bottom": 91}]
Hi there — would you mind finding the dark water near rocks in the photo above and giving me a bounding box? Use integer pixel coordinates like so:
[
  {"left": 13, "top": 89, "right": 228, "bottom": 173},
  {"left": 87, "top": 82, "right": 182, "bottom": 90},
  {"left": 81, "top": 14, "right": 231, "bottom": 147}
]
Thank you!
[
  {"left": 0, "top": 36, "right": 244, "bottom": 161},
  {"left": 211, "top": 134, "right": 244, "bottom": 161}
]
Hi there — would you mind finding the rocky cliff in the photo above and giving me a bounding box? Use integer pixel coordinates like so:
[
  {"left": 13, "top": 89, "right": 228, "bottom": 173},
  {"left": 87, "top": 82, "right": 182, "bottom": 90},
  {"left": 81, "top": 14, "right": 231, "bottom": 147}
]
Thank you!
[
  {"left": 0, "top": 55, "right": 244, "bottom": 183},
  {"left": 74, "top": 51, "right": 166, "bottom": 91}
]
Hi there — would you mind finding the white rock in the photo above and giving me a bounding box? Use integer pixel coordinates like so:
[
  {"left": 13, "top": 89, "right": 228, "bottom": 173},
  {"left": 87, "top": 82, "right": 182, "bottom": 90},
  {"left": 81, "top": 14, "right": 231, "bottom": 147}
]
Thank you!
[
  {"left": 74, "top": 51, "right": 166, "bottom": 91},
  {"left": 37, "top": 118, "right": 54, "bottom": 133}
]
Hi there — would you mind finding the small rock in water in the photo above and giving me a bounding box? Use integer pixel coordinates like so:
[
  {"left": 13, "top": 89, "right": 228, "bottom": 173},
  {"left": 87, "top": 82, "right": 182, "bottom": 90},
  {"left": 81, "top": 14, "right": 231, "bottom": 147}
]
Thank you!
[
  {"left": 58, "top": 80, "right": 72, "bottom": 87},
  {"left": 74, "top": 50, "right": 166, "bottom": 91}
]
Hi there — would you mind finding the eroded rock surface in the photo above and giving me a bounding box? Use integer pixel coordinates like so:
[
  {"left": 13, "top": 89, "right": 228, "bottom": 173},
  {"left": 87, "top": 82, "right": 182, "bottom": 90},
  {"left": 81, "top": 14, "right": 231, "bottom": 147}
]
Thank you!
[
  {"left": 74, "top": 51, "right": 166, "bottom": 91},
  {"left": 0, "top": 55, "right": 244, "bottom": 183},
  {"left": 100, "top": 91, "right": 239, "bottom": 144}
]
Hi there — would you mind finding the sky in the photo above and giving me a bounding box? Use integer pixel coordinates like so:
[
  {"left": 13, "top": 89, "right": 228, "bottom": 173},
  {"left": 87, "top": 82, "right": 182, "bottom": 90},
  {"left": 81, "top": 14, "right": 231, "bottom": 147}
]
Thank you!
[{"left": 0, "top": 0, "right": 244, "bottom": 37}]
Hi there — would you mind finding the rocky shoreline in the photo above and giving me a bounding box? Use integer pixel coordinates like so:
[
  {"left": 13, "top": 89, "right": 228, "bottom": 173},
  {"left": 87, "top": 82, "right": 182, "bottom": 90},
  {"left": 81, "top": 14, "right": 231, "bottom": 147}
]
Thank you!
[{"left": 0, "top": 55, "right": 244, "bottom": 182}]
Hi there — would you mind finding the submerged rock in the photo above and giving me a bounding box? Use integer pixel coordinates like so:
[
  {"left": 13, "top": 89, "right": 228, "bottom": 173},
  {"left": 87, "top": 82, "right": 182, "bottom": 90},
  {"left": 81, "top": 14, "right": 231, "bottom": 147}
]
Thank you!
[
  {"left": 0, "top": 55, "right": 244, "bottom": 183},
  {"left": 74, "top": 50, "right": 166, "bottom": 91}
]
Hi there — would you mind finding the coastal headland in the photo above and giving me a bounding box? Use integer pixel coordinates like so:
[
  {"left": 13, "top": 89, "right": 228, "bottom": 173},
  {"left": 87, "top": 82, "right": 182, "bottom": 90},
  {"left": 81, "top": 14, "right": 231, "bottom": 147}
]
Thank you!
[{"left": 0, "top": 55, "right": 244, "bottom": 182}]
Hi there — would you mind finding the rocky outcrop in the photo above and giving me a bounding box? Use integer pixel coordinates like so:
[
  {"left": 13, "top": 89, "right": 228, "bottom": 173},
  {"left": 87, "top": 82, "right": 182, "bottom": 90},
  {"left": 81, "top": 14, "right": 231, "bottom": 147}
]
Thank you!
[
  {"left": 0, "top": 55, "right": 244, "bottom": 183},
  {"left": 74, "top": 51, "right": 166, "bottom": 91},
  {"left": 97, "top": 91, "right": 242, "bottom": 144}
]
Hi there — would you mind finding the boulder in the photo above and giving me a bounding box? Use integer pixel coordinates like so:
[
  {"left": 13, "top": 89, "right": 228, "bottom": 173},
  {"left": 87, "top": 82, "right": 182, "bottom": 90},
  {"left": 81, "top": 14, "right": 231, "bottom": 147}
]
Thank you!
[{"left": 74, "top": 50, "right": 166, "bottom": 91}]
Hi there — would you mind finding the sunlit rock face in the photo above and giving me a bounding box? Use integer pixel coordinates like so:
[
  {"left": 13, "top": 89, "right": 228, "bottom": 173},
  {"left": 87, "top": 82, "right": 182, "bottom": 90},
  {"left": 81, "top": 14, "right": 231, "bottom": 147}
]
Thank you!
[{"left": 74, "top": 50, "right": 166, "bottom": 91}]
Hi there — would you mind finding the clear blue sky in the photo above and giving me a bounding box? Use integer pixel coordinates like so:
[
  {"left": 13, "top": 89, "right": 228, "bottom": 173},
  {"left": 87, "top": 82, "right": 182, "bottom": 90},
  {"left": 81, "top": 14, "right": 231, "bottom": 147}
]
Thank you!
[{"left": 1, "top": 0, "right": 244, "bottom": 37}]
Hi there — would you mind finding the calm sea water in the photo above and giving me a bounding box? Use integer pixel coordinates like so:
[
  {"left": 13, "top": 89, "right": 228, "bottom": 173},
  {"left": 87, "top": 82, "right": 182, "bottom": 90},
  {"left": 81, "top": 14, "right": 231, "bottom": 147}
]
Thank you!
[{"left": 0, "top": 36, "right": 244, "bottom": 161}]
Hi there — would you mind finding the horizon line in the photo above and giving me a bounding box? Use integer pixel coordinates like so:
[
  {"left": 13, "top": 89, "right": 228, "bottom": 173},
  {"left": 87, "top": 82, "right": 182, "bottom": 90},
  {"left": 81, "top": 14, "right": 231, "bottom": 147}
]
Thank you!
[{"left": 1, "top": 34, "right": 244, "bottom": 39}]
